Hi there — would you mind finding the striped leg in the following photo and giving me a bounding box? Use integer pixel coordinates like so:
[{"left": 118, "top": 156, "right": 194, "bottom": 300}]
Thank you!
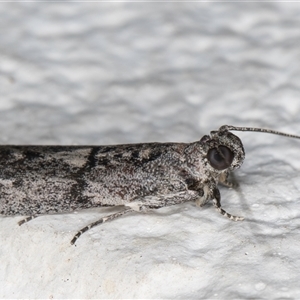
[
  {"left": 71, "top": 208, "right": 134, "bottom": 245},
  {"left": 212, "top": 187, "right": 244, "bottom": 221},
  {"left": 18, "top": 215, "right": 38, "bottom": 226}
]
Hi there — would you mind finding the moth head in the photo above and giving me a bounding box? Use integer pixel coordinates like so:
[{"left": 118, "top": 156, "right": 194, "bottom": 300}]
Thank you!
[
  {"left": 203, "top": 124, "right": 300, "bottom": 173},
  {"left": 199, "top": 128, "right": 245, "bottom": 172}
]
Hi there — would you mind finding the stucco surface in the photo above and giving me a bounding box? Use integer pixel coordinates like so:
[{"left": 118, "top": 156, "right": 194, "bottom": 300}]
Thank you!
[{"left": 1, "top": 3, "right": 300, "bottom": 299}]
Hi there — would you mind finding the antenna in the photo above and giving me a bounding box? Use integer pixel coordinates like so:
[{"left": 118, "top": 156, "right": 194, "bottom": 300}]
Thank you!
[{"left": 219, "top": 125, "right": 300, "bottom": 140}]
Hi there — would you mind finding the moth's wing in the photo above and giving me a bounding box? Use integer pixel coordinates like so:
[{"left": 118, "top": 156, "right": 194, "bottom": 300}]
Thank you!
[{"left": 126, "top": 190, "right": 200, "bottom": 211}]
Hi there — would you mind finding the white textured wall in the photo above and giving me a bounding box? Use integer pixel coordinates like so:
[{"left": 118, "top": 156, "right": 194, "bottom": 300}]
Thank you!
[{"left": 1, "top": 3, "right": 300, "bottom": 299}]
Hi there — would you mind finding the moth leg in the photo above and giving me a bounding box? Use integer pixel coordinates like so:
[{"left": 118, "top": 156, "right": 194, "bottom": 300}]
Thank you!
[
  {"left": 70, "top": 207, "right": 134, "bottom": 245},
  {"left": 219, "top": 171, "right": 238, "bottom": 188},
  {"left": 18, "top": 215, "right": 38, "bottom": 226},
  {"left": 212, "top": 187, "right": 244, "bottom": 221}
]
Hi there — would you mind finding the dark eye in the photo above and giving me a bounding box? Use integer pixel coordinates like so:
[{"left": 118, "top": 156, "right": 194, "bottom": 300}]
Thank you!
[{"left": 207, "top": 146, "right": 234, "bottom": 170}]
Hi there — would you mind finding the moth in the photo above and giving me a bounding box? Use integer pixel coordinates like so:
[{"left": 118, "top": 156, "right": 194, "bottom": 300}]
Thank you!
[{"left": 0, "top": 125, "right": 299, "bottom": 245}]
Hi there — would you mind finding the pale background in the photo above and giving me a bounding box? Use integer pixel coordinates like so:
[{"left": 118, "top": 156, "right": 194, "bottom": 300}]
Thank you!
[{"left": 1, "top": 2, "right": 300, "bottom": 299}]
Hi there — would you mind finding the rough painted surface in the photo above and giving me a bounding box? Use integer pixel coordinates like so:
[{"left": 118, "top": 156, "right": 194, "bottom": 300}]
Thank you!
[{"left": 1, "top": 2, "right": 300, "bottom": 299}]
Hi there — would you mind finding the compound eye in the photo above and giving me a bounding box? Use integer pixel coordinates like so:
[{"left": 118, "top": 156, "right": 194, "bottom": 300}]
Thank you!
[{"left": 207, "top": 146, "right": 234, "bottom": 170}]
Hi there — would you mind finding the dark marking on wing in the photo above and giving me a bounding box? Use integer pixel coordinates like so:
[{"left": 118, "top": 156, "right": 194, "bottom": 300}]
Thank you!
[
  {"left": 24, "top": 150, "right": 42, "bottom": 161},
  {"left": 86, "top": 147, "right": 99, "bottom": 170}
]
